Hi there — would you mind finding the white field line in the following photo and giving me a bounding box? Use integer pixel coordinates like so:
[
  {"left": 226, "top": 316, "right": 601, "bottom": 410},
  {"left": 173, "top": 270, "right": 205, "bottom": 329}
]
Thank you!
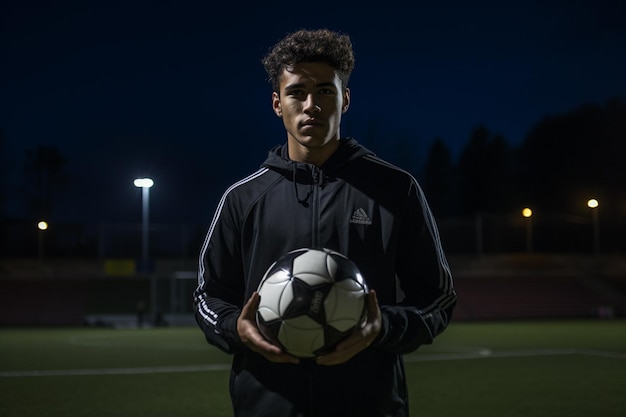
[
  {"left": 0, "top": 363, "right": 231, "bottom": 378},
  {"left": 1, "top": 348, "right": 624, "bottom": 378},
  {"left": 404, "top": 348, "right": 626, "bottom": 362}
]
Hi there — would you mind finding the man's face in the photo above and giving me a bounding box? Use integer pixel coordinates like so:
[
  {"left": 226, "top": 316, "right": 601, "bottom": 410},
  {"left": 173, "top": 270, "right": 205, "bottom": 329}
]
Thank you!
[{"left": 273, "top": 61, "right": 350, "bottom": 162}]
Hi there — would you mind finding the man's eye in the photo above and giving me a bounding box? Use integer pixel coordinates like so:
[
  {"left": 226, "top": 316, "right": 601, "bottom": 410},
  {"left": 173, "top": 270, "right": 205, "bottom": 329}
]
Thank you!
[{"left": 319, "top": 88, "right": 333, "bottom": 95}]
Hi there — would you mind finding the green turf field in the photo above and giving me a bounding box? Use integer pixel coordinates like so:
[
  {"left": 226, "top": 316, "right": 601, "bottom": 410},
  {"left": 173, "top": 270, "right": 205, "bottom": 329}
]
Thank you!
[{"left": 1, "top": 320, "right": 625, "bottom": 417}]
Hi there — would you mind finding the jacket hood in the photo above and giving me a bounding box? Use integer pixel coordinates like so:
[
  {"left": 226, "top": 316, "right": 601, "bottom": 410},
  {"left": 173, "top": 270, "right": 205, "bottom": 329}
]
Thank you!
[{"left": 261, "top": 137, "right": 375, "bottom": 179}]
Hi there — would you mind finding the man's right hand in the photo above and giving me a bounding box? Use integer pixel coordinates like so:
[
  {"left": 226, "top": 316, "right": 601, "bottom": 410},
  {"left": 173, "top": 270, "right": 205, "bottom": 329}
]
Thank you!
[{"left": 236, "top": 291, "right": 300, "bottom": 364}]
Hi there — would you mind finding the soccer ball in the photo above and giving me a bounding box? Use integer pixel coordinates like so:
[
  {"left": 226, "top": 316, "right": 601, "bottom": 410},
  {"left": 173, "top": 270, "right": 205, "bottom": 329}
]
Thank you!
[{"left": 255, "top": 248, "right": 369, "bottom": 358}]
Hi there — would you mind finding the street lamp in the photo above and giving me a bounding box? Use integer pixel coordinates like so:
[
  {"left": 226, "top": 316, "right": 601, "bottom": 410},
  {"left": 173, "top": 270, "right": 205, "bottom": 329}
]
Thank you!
[
  {"left": 522, "top": 207, "right": 533, "bottom": 253},
  {"left": 134, "top": 178, "right": 154, "bottom": 272},
  {"left": 37, "top": 220, "right": 48, "bottom": 263},
  {"left": 587, "top": 198, "right": 599, "bottom": 254}
]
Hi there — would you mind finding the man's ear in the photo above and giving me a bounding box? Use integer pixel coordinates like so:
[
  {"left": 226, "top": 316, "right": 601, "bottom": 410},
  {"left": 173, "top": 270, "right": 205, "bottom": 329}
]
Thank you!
[
  {"left": 272, "top": 91, "right": 282, "bottom": 117},
  {"left": 342, "top": 88, "right": 351, "bottom": 113}
]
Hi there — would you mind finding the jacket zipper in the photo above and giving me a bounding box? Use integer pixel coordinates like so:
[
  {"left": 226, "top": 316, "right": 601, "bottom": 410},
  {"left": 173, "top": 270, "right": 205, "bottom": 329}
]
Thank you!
[{"left": 311, "top": 166, "right": 321, "bottom": 248}]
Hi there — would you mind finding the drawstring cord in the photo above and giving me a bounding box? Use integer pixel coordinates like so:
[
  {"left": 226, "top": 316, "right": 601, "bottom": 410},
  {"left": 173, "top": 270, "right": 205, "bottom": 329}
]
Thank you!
[{"left": 292, "top": 164, "right": 312, "bottom": 205}]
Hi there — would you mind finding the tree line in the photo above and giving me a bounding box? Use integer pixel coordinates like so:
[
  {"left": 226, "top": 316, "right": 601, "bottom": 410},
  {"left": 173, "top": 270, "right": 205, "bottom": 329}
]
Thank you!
[
  {"left": 422, "top": 97, "right": 625, "bottom": 221},
  {"left": 1, "top": 97, "right": 624, "bottom": 255}
]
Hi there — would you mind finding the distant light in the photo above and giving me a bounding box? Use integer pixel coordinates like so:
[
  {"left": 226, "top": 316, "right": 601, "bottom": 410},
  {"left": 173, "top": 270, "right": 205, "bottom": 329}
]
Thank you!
[
  {"left": 134, "top": 178, "right": 154, "bottom": 188},
  {"left": 522, "top": 208, "right": 532, "bottom": 218},
  {"left": 587, "top": 199, "right": 599, "bottom": 209},
  {"left": 38, "top": 221, "right": 48, "bottom": 231}
]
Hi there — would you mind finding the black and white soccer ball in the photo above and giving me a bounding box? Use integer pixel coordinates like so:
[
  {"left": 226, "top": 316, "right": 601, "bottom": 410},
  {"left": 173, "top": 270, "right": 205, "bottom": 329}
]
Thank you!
[{"left": 255, "top": 248, "right": 369, "bottom": 358}]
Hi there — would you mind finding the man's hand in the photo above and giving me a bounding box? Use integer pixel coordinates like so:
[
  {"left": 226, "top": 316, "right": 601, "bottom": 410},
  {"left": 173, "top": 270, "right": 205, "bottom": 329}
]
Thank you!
[
  {"left": 237, "top": 291, "right": 300, "bottom": 364},
  {"left": 316, "top": 289, "right": 382, "bottom": 366}
]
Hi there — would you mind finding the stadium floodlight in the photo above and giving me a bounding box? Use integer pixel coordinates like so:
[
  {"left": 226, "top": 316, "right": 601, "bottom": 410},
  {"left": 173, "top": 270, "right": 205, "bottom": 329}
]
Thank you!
[
  {"left": 587, "top": 198, "right": 598, "bottom": 209},
  {"left": 134, "top": 178, "right": 154, "bottom": 270},
  {"left": 134, "top": 178, "right": 154, "bottom": 188},
  {"left": 587, "top": 199, "right": 599, "bottom": 254},
  {"left": 37, "top": 220, "right": 48, "bottom": 263},
  {"left": 522, "top": 207, "right": 533, "bottom": 253}
]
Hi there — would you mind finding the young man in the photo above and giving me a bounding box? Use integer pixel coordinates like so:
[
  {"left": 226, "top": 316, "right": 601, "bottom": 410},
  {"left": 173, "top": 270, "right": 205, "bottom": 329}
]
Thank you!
[{"left": 193, "top": 28, "right": 457, "bottom": 417}]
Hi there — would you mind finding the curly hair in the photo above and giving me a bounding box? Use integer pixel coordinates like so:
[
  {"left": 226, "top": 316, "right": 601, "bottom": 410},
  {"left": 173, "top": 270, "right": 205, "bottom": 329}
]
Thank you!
[{"left": 262, "top": 28, "right": 355, "bottom": 93}]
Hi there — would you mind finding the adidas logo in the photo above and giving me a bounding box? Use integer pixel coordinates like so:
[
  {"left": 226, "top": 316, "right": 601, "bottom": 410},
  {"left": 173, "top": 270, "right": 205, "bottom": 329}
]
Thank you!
[{"left": 350, "top": 208, "right": 372, "bottom": 225}]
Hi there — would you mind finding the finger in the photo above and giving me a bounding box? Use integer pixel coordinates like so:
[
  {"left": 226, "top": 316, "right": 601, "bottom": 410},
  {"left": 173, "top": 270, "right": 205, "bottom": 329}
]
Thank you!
[
  {"left": 241, "top": 291, "right": 260, "bottom": 318},
  {"left": 247, "top": 333, "right": 299, "bottom": 363},
  {"left": 367, "top": 289, "right": 380, "bottom": 319},
  {"left": 264, "top": 351, "right": 301, "bottom": 364},
  {"left": 238, "top": 293, "right": 265, "bottom": 346},
  {"left": 239, "top": 293, "right": 300, "bottom": 364},
  {"left": 249, "top": 334, "right": 283, "bottom": 354}
]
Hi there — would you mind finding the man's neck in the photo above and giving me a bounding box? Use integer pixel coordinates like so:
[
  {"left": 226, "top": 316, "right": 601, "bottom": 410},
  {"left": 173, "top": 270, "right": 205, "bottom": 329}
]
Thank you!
[{"left": 288, "top": 138, "right": 341, "bottom": 167}]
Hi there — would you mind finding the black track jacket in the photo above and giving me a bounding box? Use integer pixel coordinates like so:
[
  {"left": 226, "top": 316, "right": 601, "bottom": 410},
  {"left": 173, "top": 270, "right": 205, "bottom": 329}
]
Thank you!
[{"left": 193, "top": 138, "right": 457, "bottom": 417}]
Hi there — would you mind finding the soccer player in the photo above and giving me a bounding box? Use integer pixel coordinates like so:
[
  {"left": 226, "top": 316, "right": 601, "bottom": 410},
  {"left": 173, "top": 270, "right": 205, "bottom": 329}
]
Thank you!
[{"left": 193, "top": 28, "right": 457, "bottom": 417}]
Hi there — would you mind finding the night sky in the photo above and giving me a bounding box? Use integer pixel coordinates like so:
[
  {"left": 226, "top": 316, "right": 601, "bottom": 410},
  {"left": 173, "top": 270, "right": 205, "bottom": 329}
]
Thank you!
[{"left": 3, "top": 0, "right": 626, "bottom": 225}]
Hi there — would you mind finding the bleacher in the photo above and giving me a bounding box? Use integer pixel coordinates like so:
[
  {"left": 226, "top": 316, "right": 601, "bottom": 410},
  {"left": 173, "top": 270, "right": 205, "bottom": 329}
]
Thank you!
[{"left": 451, "top": 275, "right": 624, "bottom": 321}]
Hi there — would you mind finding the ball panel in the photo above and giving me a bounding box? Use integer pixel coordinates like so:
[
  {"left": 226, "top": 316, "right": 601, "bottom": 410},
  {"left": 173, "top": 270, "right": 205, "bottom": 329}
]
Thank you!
[
  {"left": 327, "top": 318, "right": 362, "bottom": 332},
  {"left": 318, "top": 325, "right": 355, "bottom": 355},
  {"left": 323, "top": 279, "right": 367, "bottom": 331},
  {"left": 282, "top": 277, "right": 331, "bottom": 324},
  {"left": 262, "top": 268, "right": 292, "bottom": 285},
  {"left": 256, "top": 318, "right": 283, "bottom": 347},
  {"left": 257, "top": 269, "right": 292, "bottom": 322},
  {"left": 257, "top": 305, "right": 281, "bottom": 322},
  {"left": 325, "top": 252, "right": 339, "bottom": 278},
  {"left": 278, "top": 281, "right": 295, "bottom": 316},
  {"left": 334, "top": 276, "right": 368, "bottom": 293},
  {"left": 292, "top": 272, "right": 333, "bottom": 287},
  {"left": 279, "top": 316, "right": 325, "bottom": 358},
  {"left": 292, "top": 249, "right": 331, "bottom": 277},
  {"left": 281, "top": 314, "right": 324, "bottom": 330}
]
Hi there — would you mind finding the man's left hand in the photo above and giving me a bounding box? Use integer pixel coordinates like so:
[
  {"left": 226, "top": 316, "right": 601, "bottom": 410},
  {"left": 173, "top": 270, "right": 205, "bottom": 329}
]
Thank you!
[{"left": 316, "top": 289, "right": 381, "bottom": 366}]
